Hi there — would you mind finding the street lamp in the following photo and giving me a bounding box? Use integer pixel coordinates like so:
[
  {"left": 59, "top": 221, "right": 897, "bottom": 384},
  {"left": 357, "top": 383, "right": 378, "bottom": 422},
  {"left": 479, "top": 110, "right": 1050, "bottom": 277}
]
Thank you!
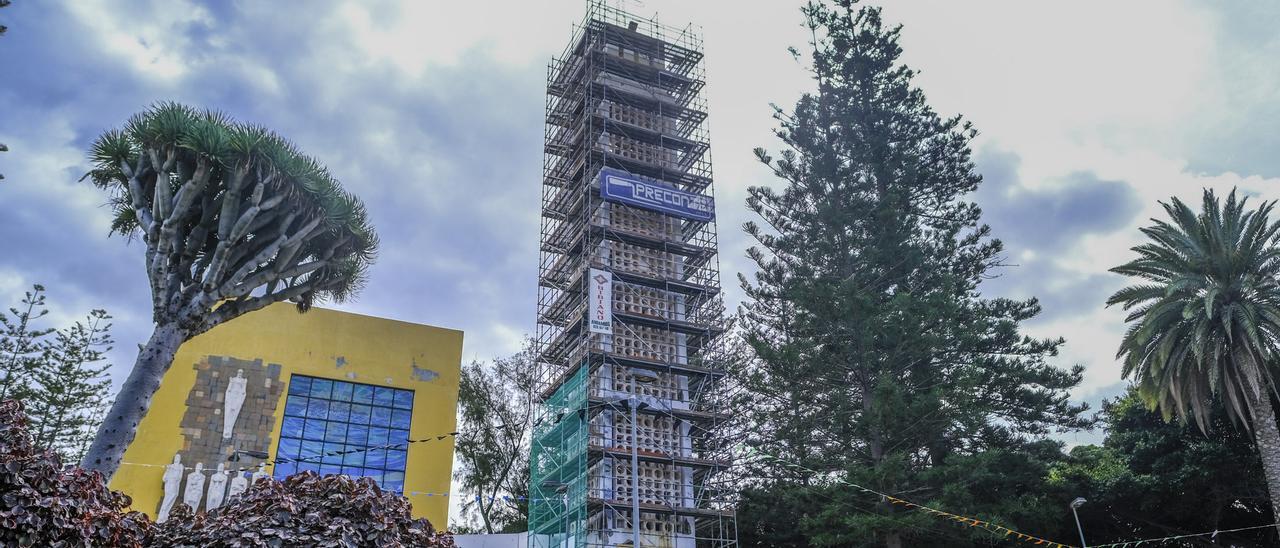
[
  {"left": 541, "top": 480, "right": 570, "bottom": 548},
  {"left": 1070, "top": 497, "right": 1088, "bottom": 548},
  {"left": 613, "top": 369, "right": 657, "bottom": 548}
]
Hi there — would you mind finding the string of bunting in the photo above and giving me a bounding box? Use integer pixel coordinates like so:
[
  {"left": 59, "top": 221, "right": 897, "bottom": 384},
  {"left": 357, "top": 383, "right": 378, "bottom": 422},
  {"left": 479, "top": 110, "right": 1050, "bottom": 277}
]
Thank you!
[
  {"left": 118, "top": 431, "right": 458, "bottom": 474},
  {"left": 406, "top": 492, "right": 561, "bottom": 504},
  {"left": 745, "top": 446, "right": 1077, "bottom": 548},
  {"left": 1088, "top": 523, "right": 1280, "bottom": 547}
]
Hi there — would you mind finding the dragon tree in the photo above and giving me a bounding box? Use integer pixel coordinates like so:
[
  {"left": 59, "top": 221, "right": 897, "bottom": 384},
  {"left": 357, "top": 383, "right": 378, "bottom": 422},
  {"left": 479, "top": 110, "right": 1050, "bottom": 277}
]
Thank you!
[{"left": 79, "top": 103, "right": 378, "bottom": 479}]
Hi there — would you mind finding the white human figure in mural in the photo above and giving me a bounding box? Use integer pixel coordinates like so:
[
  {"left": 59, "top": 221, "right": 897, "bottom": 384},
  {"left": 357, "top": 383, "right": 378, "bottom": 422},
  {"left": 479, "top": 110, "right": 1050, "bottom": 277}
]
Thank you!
[
  {"left": 223, "top": 369, "right": 248, "bottom": 439},
  {"left": 227, "top": 470, "right": 249, "bottom": 501},
  {"left": 205, "top": 463, "right": 229, "bottom": 510},
  {"left": 157, "top": 453, "right": 184, "bottom": 523},
  {"left": 251, "top": 462, "right": 269, "bottom": 485},
  {"left": 183, "top": 462, "right": 207, "bottom": 512}
]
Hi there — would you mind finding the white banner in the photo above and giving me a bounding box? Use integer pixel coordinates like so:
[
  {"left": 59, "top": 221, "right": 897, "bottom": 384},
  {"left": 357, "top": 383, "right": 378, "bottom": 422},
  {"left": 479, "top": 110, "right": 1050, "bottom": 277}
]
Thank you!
[{"left": 588, "top": 268, "right": 613, "bottom": 334}]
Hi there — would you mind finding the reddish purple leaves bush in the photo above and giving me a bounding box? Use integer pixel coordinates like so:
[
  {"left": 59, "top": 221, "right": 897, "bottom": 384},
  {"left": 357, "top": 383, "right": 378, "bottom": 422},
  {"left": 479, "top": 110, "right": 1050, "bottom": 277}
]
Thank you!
[
  {"left": 150, "top": 472, "right": 456, "bottom": 547},
  {"left": 0, "top": 400, "right": 455, "bottom": 547},
  {"left": 0, "top": 400, "right": 151, "bottom": 547}
]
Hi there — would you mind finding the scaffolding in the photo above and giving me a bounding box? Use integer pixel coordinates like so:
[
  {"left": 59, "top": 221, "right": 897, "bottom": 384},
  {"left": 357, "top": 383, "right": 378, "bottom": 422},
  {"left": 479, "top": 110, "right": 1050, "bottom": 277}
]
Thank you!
[{"left": 531, "top": 2, "right": 736, "bottom": 547}]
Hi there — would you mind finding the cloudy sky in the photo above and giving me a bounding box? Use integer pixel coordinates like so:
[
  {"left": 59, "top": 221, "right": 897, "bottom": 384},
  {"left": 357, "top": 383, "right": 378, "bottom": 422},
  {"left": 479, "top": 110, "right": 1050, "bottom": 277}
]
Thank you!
[{"left": 3, "top": 0, "right": 1280, "bottom": 517}]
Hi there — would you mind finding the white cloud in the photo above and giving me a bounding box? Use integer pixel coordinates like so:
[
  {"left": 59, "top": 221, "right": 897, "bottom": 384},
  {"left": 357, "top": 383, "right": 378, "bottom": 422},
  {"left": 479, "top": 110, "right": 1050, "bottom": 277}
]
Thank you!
[{"left": 62, "top": 0, "right": 214, "bottom": 84}]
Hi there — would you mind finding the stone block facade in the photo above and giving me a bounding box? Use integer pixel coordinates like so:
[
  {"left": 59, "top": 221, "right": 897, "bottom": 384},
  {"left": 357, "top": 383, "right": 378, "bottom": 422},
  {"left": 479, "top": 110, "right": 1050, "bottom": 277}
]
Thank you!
[{"left": 172, "top": 355, "right": 282, "bottom": 488}]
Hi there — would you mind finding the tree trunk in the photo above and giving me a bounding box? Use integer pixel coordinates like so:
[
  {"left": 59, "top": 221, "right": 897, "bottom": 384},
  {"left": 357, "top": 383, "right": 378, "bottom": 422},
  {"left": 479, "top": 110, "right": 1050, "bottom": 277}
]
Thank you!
[
  {"left": 1245, "top": 378, "right": 1280, "bottom": 538},
  {"left": 80, "top": 322, "right": 185, "bottom": 479},
  {"left": 864, "top": 378, "right": 902, "bottom": 548}
]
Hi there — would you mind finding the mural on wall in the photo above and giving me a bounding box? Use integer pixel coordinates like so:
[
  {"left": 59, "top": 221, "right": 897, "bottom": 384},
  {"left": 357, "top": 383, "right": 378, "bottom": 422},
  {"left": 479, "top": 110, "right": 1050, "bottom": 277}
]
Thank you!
[{"left": 156, "top": 355, "right": 284, "bottom": 518}]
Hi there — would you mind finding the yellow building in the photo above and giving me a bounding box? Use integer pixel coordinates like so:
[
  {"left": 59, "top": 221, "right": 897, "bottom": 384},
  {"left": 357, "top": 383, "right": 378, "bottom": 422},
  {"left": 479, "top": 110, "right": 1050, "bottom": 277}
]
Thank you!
[{"left": 109, "top": 303, "right": 463, "bottom": 527}]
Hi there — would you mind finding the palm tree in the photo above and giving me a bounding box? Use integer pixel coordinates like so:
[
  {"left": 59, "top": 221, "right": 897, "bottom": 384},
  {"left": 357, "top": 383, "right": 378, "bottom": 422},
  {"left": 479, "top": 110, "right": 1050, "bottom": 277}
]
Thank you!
[{"left": 1108, "top": 188, "right": 1280, "bottom": 533}]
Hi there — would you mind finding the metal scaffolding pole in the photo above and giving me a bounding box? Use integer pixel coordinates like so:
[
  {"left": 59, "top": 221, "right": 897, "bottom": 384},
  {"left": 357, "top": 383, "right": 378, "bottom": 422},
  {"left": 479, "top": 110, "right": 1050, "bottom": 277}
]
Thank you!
[{"left": 530, "top": 2, "right": 735, "bottom": 547}]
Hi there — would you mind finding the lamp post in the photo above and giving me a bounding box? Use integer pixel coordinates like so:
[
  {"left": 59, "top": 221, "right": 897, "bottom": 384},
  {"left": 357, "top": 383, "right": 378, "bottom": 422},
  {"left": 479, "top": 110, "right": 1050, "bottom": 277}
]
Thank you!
[
  {"left": 616, "top": 369, "right": 657, "bottom": 548},
  {"left": 541, "top": 480, "right": 569, "bottom": 548},
  {"left": 1070, "top": 497, "right": 1088, "bottom": 548}
]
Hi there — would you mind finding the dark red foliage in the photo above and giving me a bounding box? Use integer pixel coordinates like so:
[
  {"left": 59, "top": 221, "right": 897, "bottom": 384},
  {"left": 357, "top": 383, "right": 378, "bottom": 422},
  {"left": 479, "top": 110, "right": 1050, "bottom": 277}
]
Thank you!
[
  {"left": 0, "top": 400, "right": 151, "bottom": 547},
  {"left": 0, "top": 400, "right": 455, "bottom": 547},
  {"left": 149, "top": 471, "right": 456, "bottom": 547}
]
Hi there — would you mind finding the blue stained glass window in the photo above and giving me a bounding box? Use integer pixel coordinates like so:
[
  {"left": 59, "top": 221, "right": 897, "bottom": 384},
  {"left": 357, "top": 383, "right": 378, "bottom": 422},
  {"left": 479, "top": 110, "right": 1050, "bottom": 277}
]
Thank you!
[
  {"left": 281, "top": 417, "right": 305, "bottom": 439},
  {"left": 366, "top": 448, "right": 387, "bottom": 469},
  {"left": 284, "top": 396, "right": 308, "bottom": 417},
  {"left": 306, "top": 399, "right": 329, "bottom": 420},
  {"left": 391, "top": 409, "right": 412, "bottom": 430},
  {"left": 278, "top": 437, "right": 301, "bottom": 457},
  {"left": 373, "top": 387, "right": 395, "bottom": 407},
  {"left": 383, "top": 471, "right": 405, "bottom": 494},
  {"left": 324, "top": 422, "right": 348, "bottom": 443},
  {"left": 391, "top": 429, "right": 410, "bottom": 445},
  {"left": 323, "top": 442, "right": 345, "bottom": 464},
  {"left": 352, "top": 385, "right": 374, "bottom": 404},
  {"left": 300, "top": 440, "right": 324, "bottom": 460},
  {"left": 350, "top": 404, "right": 371, "bottom": 425},
  {"left": 393, "top": 390, "right": 413, "bottom": 410},
  {"left": 273, "top": 375, "right": 414, "bottom": 493},
  {"left": 368, "top": 427, "right": 390, "bottom": 447},
  {"left": 347, "top": 424, "right": 369, "bottom": 446},
  {"left": 386, "top": 449, "right": 407, "bottom": 470},
  {"left": 303, "top": 419, "right": 327, "bottom": 441},
  {"left": 330, "top": 402, "right": 351, "bottom": 423},
  {"left": 288, "top": 377, "right": 311, "bottom": 395},
  {"left": 310, "top": 379, "right": 333, "bottom": 399},
  {"left": 332, "top": 382, "right": 354, "bottom": 402},
  {"left": 371, "top": 406, "right": 392, "bottom": 428}
]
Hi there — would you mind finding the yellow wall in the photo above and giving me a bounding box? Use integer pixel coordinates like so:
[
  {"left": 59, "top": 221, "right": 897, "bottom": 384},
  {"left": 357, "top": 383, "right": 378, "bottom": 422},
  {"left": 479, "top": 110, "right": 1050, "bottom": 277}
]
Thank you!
[{"left": 109, "top": 302, "right": 463, "bottom": 527}]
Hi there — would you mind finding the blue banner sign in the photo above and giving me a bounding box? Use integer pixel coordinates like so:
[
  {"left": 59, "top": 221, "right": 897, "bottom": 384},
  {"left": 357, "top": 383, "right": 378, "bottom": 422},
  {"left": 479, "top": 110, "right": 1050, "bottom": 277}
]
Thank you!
[{"left": 598, "top": 168, "right": 714, "bottom": 222}]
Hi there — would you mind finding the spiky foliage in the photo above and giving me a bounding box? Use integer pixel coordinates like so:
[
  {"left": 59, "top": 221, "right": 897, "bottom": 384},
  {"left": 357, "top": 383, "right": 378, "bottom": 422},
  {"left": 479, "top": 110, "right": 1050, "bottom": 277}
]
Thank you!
[
  {"left": 1108, "top": 189, "right": 1280, "bottom": 429},
  {"left": 79, "top": 103, "right": 377, "bottom": 478},
  {"left": 84, "top": 102, "right": 377, "bottom": 319},
  {"left": 1108, "top": 187, "right": 1280, "bottom": 534}
]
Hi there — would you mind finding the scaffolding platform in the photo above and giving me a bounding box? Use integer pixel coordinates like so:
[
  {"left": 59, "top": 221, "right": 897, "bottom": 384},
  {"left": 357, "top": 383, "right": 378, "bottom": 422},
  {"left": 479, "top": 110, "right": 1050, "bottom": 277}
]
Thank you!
[{"left": 530, "top": 2, "right": 736, "bottom": 548}]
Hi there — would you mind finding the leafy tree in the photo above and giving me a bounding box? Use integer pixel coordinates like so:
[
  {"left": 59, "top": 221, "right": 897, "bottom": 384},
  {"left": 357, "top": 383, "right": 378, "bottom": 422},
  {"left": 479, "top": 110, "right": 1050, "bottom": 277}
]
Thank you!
[
  {"left": 79, "top": 102, "right": 378, "bottom": 478},
  {"left": 1048, "top": 389, "right": 1274, "bottom": 547},
  {"left": 454, "top": 341, "right": 535, "bottom": 533},
  {"left": 0, "top": 284, "right": 53, "bottom": 400},
  {"left": 734, "top": 1, "right": 1087, "bottom": 545},
  {"left": 27, "top": 309, "right": 113, "bottom": 463},
  {"left": 1108, "top": 189, "right": 1280, "bottom": 534}
]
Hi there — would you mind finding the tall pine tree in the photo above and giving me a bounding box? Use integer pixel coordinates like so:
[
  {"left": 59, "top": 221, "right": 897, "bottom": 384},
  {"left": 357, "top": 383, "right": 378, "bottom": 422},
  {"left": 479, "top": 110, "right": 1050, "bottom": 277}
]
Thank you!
[
  {"left": 0, "top": 284, "right": 54, "bottom": 401},
  {"left": 27, "top": 309, "right": 114, "bottom": 463},
  {"left": 734, "top": 2, "right": 1088, "bottom": 546}
]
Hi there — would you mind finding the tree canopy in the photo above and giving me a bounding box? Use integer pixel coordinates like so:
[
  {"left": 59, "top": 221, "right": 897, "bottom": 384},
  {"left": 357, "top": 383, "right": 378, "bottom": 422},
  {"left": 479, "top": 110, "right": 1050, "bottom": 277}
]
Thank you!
[
  {"left": 1108, "top": 188, "right": 1280, "bottom": 535},
  {"left": 733, "top": 1, "right": 1087, "bottom": 545},
  {"left": 80, "top": 102, "right": 378, "bottom": 478}
]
